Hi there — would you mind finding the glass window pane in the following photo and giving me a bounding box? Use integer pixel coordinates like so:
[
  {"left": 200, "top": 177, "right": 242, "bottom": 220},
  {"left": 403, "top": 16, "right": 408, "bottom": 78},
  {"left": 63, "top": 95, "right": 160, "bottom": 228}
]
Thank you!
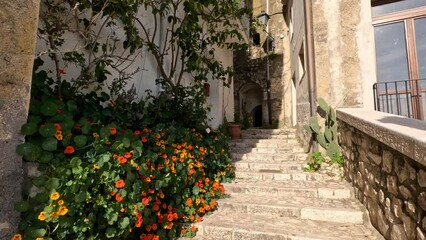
[
  {"left": 374, "top": 22, "right": 410, "bottom": 83},
  {"left": 373, "top": 0, "right": 426, "bottom": 17},
  {"left": 415, "top": 17, "right": 426, "bottom": 79}
]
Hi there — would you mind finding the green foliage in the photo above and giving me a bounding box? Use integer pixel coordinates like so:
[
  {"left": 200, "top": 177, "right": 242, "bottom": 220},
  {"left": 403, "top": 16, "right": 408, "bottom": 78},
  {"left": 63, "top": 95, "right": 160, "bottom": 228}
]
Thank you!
[
  {"left": 304, "top": 97, "right": 341, "bottom": 158},
  {"left": 15, "top": 62, "right": 234, "bottom": 240},
  {"left": 241, "top": 112, "right": 253, "bottom": 130},
  {"left": 304, "top": 151, "right": 323, "bottom": 172}
]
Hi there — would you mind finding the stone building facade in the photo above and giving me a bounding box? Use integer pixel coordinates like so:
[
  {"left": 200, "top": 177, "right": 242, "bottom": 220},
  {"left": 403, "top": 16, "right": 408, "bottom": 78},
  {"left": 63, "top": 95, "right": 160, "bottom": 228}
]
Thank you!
[{"left": 0, "top": 0, "right": 40, "bottom": 238}]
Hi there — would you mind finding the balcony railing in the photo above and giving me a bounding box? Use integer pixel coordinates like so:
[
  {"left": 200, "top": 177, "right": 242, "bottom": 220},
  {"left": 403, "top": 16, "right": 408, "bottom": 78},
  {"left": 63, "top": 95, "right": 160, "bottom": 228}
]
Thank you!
[{"left": 373, "top": 79, "right": 426, "bottom": 120}]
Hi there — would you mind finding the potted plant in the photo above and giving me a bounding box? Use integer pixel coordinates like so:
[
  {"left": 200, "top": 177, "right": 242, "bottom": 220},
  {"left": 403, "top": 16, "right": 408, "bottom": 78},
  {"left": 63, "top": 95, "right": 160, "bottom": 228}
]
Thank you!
[{"left": 228, "top": 111, "right": 242, "bottom": 140}]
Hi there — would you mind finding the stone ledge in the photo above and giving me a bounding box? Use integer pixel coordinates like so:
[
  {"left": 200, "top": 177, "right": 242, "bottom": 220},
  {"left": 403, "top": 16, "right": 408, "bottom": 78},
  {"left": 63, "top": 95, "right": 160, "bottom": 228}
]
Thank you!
[{"left": 336, "top": 108, "right": 426, "bottom": 167}]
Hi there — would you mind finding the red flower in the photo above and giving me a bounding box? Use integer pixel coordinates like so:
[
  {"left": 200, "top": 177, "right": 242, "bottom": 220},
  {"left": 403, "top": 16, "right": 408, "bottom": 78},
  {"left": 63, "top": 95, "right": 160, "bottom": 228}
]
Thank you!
[
  {"left": 110, "top": 128, "right": 117, "bottom": 135},
  {"left": 118, "top": 156, "right": 127, "bottom": 164},
  {"left": 141, "top": 137, "right": 147, "bottom": 143},
  {"left": 151, "top": 224, "right": 157, "bottom": 231},
  {"left": 124, "top": 152, "right": 132, "bottom": 159},
  {"left": 134, "top": 130, "right": 141, "bottom": 135},
  {"left": 142, "top": 197, "right": 150, "bottom": 205},
  {"left": 115, "top": 179, "right": 125, "bottom": 188},
  {"left": 56, "top": 108, "right": 62, "bottom": 114},
  {"left": 167, "top": 213, "right": 174, "bottom": 222},
  {"left": 64, "top": 146, "right": 75, "bottom": 154},
  {"left": 54, "top": 123, "right": 61, "bottom": 131},
  {"left": 58, "top": 69, "right": 66, "bottom": 75},
  {"left": 115, "top": 193, "right": 124, "bottom": 202}
]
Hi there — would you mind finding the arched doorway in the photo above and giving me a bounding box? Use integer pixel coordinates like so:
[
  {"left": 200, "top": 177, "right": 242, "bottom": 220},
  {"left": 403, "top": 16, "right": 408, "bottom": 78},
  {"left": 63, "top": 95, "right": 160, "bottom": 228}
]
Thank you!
[{"left": 235, "top": 81, "right": 263, "bottom": 128}]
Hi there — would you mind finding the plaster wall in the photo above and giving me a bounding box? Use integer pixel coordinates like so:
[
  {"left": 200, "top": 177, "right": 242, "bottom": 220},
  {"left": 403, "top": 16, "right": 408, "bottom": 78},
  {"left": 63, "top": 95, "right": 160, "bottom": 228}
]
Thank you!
[
  {"left": 35, "top": 5, "right": 235, "bottom": 128},
  {"left": 0, "top": 0, "right": 40, "bottom": 238}
]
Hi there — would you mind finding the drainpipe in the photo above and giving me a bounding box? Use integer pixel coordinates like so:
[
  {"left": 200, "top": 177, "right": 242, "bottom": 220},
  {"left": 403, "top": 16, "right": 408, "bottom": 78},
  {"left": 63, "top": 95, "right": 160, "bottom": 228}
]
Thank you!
[
  {"left": 304, "top": 0, "right": 318, "bottom": 150},
  {"left": 266, "top": 0, "right": 273, "bottom": 126}
]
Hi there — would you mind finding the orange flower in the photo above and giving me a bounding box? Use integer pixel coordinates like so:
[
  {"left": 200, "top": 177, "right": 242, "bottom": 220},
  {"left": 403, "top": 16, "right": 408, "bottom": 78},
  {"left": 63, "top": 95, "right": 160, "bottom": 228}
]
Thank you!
[
  {"left": 182, "top": 228, "right": 187, "bottom": 234},
  {"left": 167, "top": 213, "right": 174, "bottom": 222},
  {"left": 115, "top": 193, "right": 124, "bottom": 202},
  {"left": 118, "top": 156, "right": 127, "bottom": 164},
  {"left": 186, "top": 198, "right": 193, "bottom": 207},
  {"left": 146, "top": 225, "right": 152, "bottom": 232},
  {"left": 162, "top": 154, "right": 167, "bottom": 159},
  {"left": 38, "top": 211, "right": 46, "bottom": 221},
  {"left": 58, "top": 200, "right": 64, "bottom": 205},
  {"left": 191, "top": 226, "right": 197, "bottom": 232},
  {"left": 58, "top": 206, "right": 68, "bottom": 216},
  {"left": 110, "top": 128, "right": 117, "bottom": 135},
  {"left": 189, "top": 215, "right": 195, "bottom": 222},
  {"left": 152, "top": 223, "right": 158, "bottom": 231},
  {"left": 50, "top": 192, "right": 60, "bottom": 200},
  {"left": 142, "top": 197, "right": 150, "bottom": 205},
  {"left": 152, "top": 235, "right": 160, "bottom": 240},
  {"left": 199, "top": 207, "right": 205, "bottom": 213},
  {"left": 164, "top": 222, "right": 173, "bottom": 229},
  {"left": 142, "top": 137, "right": 147, "bottom": 143},
  {"left": 11, "top": 234, "right": 22, "bottom": 240},
  {"left": 124, "top": 152, "right": 132, "bottom": 159},
  {"left": 171, "top": 155, "right": 177, "bottom": 162},
  {"left": 64, "top": 146, "right": 75, "bottom": 154},
  {"left": 115, "top": 179, "right": 126, "bottom": 188}
]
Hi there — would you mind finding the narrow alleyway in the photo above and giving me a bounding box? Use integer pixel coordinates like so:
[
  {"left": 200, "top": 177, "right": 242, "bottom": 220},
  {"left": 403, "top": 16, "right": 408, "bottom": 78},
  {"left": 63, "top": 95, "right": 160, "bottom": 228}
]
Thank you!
[{"left": 188, "top": 128, "right": 384, "bottom": 239}]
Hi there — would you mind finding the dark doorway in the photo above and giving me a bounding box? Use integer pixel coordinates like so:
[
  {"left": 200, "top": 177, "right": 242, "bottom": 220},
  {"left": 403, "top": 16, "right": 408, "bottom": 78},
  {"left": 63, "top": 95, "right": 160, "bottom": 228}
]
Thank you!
[{"left": 251, "top": 105, "right": 262, "bottom": 127}]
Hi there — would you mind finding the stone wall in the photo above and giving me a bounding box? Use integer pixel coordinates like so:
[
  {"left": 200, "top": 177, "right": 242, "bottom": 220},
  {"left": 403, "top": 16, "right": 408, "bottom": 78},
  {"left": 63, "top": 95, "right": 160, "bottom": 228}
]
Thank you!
[
  {"left": 337, "top": 108, "right": 426, "bottom": 240},
  {"left": 0, "top": 0, "right": 40, "bottom": 238}
]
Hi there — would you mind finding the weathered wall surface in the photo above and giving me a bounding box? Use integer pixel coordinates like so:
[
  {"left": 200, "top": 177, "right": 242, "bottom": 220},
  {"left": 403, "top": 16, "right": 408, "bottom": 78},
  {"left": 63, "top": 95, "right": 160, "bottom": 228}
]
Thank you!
[
  {"left": 312, "top": 0, "right": 376, "bottom": 109},
  {"left": 338, "top": 109, "right": 426, "bottom": 240},
  {"left": 0, "top": 0, "right": 40, "bottom": 238}
]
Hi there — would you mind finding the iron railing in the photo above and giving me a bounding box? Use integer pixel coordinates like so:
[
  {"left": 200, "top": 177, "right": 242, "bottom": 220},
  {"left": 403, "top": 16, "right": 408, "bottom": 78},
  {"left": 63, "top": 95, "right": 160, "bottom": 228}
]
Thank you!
[{"left": 373, "top": 79, "right": 426, "bottom": 120}]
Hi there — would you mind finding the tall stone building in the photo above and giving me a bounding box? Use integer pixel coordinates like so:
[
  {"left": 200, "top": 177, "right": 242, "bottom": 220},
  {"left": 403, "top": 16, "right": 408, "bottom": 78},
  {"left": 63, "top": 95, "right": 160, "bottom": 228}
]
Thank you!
[{"left": 236, "top": 0, "right": 426, "bottom": 145}]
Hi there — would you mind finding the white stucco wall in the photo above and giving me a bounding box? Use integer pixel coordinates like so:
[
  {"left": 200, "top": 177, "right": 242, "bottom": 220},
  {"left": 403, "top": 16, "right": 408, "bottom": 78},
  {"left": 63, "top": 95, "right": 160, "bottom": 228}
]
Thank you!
[{"left": 35, "top": 4, "right": 235, "bottom": 128}]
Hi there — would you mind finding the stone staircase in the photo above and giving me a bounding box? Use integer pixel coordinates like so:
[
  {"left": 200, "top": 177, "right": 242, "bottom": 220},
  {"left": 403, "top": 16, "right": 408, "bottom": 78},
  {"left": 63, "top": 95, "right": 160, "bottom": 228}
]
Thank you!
[{"left": 189, "top": 128, "right": 384, "bottom": 240}]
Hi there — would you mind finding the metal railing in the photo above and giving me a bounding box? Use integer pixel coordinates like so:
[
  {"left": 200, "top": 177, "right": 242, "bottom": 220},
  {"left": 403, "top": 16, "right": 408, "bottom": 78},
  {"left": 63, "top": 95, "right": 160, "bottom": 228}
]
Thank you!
[{"left": 373, "top": 79, "right": 426, "bottom": 120}]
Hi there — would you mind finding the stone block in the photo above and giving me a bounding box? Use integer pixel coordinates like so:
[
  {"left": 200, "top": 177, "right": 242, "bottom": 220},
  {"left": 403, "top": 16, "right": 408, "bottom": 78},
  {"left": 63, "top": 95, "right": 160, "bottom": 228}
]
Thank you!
[
  {"left": 382, "top": 150, "right": 393, "bottom": 173},
  {"left": 0, "top": 0, "right": 40, "bottom": 54},
  {"left": 401, "top": 215, "right": 416, "bottom": 240},
  {"left": 392, "top": 197, "right": 404, "bottom": 219},
  {"left": 202, "top": 226, "right": 233, "bottom": 239},
  {"left": 368, "top": 151, "right": 382, "bottom": 165},
  {"left": 394, "top": 157, "right": 409, "bottom": 183},
  {"left": 390, "top": 224, "right": 407, "bottom": 240},
  {"left": 398, "top": 185, "right": 412, "bottom": 200},
  {"left": 387, "top": 175, "right": 399, "bottom": 195},
  {"left": 418, "top": 170, "right": 426, "bottom": 188},
  {"left": 417, "top": 227, "right": 425, "bottom": 240},
  {"left": 418, "top": 192, "right": 426, "bottom": 211}
]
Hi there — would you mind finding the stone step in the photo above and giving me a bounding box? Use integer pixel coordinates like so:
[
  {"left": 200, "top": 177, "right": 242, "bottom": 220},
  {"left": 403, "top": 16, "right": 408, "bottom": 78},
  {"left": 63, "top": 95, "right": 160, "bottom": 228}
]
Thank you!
[
  {"left": 234, "top": 161, "right": 304, "bottom": 171},
  {"left": 231, "top": 152, "right": 308, "bottom": 162},
  {"left": 194, "top": 212, "right": 380, "bottom": 240},
  {"left": 230, "top": 139, "right": 300, "bottom": 147},
  {"left": 223, "top": 179, "right": 353, "bottom": 199},
  {"left": 235, "top": 170, "right": 334, "bottom": 182},
  {"left": 241, "top": 132, "right": 297, "bottom": 139},
  {"left": 218, "top": 194, "right": 365, "bottom": 224},
  {"left": 242, "top": 128, "right": 296, "bottom": 135},
  {"left": 230, "top": 146, "right": 305, "bottom": 154}
]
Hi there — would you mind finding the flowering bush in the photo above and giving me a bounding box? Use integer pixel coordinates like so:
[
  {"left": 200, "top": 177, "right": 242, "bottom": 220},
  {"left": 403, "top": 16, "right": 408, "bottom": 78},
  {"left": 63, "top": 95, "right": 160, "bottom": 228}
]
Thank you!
[{"left": 14, "top": 66, "right": 234, "bottom": 240}]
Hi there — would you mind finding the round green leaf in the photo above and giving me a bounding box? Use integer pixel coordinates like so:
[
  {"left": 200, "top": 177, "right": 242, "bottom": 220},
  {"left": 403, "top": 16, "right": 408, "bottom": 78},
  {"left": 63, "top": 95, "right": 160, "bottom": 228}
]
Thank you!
[
  {"left": 14, "top": 201, "right": 29, "bottom": 212},
  {"left": 42, "top": 138, "right": 58, "bottom": 151},
  {"left": 16, "top": 142, "right": 42, "bottom": 161},
  {"left": 21, "top": 122, "right": 38, "bottom": 135},
  {"left": 105, "top": 227, "right": 116, "bottom": 238},
  {"left": 119, "top": 217, "right": 130, "bottom": 229},
  {"left": 39, "top": 123, "right": 57, "bottom": 137},
  {"left": 67, "top": 100, "right": 78, "bottom": 113},
  {"left": 45, "top": 178, "right": 60, "bottom": 190},
  {"left": 26, "top": 228, "right": 46, "bottom": 238},
  {"left": 40, "top": 101, "right": 58, "bottom": 116},
  {"left": 74, "top": 135, "right": 87, "bottom": 148},
  {"left": 40, "top": 151, "right": 54, "bottom": 163}
]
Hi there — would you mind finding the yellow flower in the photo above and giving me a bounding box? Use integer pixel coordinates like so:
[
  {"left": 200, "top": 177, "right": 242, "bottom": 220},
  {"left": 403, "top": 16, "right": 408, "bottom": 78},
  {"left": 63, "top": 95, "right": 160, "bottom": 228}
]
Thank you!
[
  {"left": 50, "top": 192, "right": 60, "bottom": 200},
  {"left": 36, "top": 238, "right": 44, "bottom": 240},
  {"left": 38, "top": 211, "right": 46, "bottom": 221},
  {"left": 93, "top": 164, "right": 101, "bottom": 170},
  {"left": 11, "top": 234, "right": 22, "bottom": 240},
  {"left": 58, "top": 200, "right": 64, "bottom": 205},
  {"left": 58, "top": 206, "right": 68, "bottom": 216}
]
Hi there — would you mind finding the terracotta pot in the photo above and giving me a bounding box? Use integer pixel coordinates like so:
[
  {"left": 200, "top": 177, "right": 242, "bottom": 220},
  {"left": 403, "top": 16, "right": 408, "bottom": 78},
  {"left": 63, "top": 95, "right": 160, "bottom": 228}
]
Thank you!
[{"left": 228, "top": 123, "right": 241, "bottom": 140}]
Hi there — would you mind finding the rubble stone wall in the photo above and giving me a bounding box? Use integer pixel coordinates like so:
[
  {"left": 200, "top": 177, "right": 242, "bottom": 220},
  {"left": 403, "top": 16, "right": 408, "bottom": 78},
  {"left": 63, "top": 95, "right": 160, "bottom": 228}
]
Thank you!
[{"left": 337, "top": 108, "right": 426, "bottom": 240}]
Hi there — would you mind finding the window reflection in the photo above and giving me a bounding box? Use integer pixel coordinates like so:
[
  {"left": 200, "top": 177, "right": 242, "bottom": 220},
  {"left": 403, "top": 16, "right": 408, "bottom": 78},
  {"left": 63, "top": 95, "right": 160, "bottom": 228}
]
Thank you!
[{"left": 372, "top": 0, "right": 426, "bottom": 17}]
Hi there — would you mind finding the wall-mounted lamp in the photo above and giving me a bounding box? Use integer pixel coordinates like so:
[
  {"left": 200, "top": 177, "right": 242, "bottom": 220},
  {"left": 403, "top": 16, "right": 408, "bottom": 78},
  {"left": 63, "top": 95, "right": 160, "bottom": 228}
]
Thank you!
[{"left": 257, "top": 11, "right": 270, "bottom": 26}]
